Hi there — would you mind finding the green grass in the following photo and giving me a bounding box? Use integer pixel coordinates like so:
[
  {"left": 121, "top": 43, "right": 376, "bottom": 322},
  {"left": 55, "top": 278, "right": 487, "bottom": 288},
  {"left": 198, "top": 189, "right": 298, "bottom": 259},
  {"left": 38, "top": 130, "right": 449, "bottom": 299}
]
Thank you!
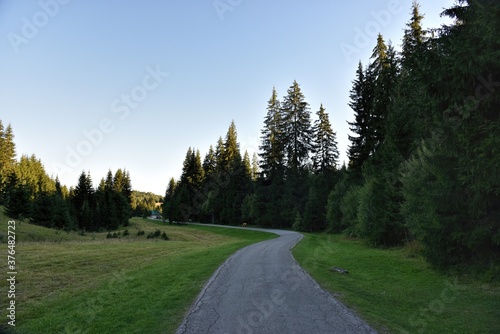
[
  {"left": 292, "top": 233, "right": 500, "bottom": 334},
  {"left": 0, "top": 214, "right": 276, "bottom": 334}
]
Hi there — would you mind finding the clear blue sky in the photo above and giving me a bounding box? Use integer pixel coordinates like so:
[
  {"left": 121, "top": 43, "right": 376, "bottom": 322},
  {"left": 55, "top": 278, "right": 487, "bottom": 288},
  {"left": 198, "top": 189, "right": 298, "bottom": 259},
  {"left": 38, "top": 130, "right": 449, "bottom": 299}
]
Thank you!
[{"left": 0, "top": 0, "right": 453, "bottom": 195}]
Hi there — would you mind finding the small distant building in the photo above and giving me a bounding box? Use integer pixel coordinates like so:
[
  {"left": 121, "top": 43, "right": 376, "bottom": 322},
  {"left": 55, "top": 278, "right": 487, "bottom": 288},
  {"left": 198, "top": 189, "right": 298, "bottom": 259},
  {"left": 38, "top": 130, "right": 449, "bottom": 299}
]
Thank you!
[{"left": 148, "top": 210, "right": 162, "bottom": 220}]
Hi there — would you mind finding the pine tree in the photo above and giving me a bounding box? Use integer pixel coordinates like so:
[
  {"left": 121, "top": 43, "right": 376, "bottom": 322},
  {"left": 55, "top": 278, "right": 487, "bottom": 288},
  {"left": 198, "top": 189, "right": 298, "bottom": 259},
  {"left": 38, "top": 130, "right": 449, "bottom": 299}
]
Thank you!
[
  {"left": 215, "top": 137, "right": 225, "bottom": 172},
  {"left": 193, "top": 150, "right": 205, "bottom": 188},
  {"left": 347, "top": 62, "right": 374, "bottom": 176},
  {"left": 0, "top": 122, "right": 16, "bottom": 203},
  {"left": 281, "top": 80, "right": 312, "bottom": 172},
  {"left": 402, "top": 1, "right": 426, "bottom": 69},
  {"left": 369, "top": 34, "right": 395, "bottom": 155},
  {"left": 222, "top": 121, "right": 241, "bottom": 172},
  {"left": 219, "top": 122, "right": 248, "bottom": 225},
  {"left": 355, "top": 35, "right": 404, "bottom": 246},
  {"left": 393, "top": 0, "right": 431, "bottom": 154},
  {"left": 52, "top": 177, "right": 76, "bottom": 231},
  {"left": 163, "top": 177, "right": 176, "bottom": 223},
  {"left": 259, "top": 87, "right": 285, "bottom": 179},
  {"left": 72, "top": 171, "right": 95, "bottom": 230},
  {"left": 176, "top": 147, "right": 206, "bottom": 221},
  {"left": 312, "top": 104, "right": 339, "bottom": 173},
  {"left": 113, "top": 169, "right": 132, "bottom": 204},
  {"left": 203, "top": 145, "right": 216, "bottom": 178},
  {"left": 243, "top": 151, "right": 253, "bottom": 179}
]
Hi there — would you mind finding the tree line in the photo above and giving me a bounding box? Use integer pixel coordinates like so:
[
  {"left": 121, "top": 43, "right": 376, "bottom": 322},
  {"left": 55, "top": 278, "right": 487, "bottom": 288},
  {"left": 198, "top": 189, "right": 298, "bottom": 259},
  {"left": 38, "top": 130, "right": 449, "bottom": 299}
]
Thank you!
[
  {"left": 0, "top": 121, "right": 133, "bottom": 232},
  {"left": 162, "top": 79, "right": 340, "bottom": 228},
  {"left": 163, "top": 0, "right": 499, "bottom": 271}
]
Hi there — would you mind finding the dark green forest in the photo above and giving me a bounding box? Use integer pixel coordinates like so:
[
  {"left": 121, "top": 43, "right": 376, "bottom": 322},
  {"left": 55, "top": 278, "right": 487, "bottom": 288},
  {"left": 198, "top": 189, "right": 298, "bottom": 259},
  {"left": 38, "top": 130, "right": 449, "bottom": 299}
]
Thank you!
[
  {"left": 1, "top": 0, "right": 498, "bottom": 274},
  {"left": 0, "top": 122, "right": 133, "bottom": 232},
  {"left": 163, "top": 1, "right": 499, "bottom": 272}
]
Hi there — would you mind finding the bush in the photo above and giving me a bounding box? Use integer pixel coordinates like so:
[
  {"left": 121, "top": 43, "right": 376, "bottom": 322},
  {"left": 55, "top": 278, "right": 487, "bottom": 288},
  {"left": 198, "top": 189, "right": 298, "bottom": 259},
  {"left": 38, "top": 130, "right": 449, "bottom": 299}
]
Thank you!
[{"left": 147, "top": 229, "right": 162, "bottom": 239}]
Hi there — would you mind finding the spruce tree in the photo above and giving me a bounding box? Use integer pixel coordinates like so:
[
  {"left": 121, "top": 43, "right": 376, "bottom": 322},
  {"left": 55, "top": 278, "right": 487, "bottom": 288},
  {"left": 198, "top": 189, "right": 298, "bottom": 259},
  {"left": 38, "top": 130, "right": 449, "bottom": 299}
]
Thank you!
[
  {"left": 0, "top": 122, "right": 16, "bottom": 203},
  {"left": 402, "top": 1, "right": 426, "bottom": 69},
  {"left": 162, "top": 177, "right": 176, "bottom": 223},
  {"left": 222, "top": 121, "right": 241, "bottom": 172},
  {"left": 281, "top": 80, "right": 312, "bottom": 172},
  {"left": 312, "top": 104, "right": 339, "bottom": 173},
  {"left": 215, "top": 137, "right": 225, "bottom": 172},
  {"left": 259, "top": 87, "right": 285, "bottom": 179},
  {"left": 113, "top": 169, "right": 132, "bottom": 205},
  {"left": 243, "top": 151, "right": 253, "bottom": 179},
  {"left": 203, "top": 145, "right": 216, "bottom": 178},
  {"left": 347, "top": 62, "right": 374, "bottom": 176},
  {"left": 72, "top": 171, "right": 95, "bottom": 230},
  {"left": 368, "top": 34, "right": 397, "bottom": 156},
  {"left": 219, "top": 122, "right": 248, "bottom": 225}
]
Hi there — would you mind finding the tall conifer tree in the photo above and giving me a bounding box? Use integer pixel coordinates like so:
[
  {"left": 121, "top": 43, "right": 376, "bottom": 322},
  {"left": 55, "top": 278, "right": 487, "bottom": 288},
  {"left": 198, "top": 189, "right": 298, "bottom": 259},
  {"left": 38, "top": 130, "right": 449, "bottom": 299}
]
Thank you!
[
  {"left": 281, "top": 80, "right": 312, "bottom": 172},
  {"left": 259, "top": 87, "right": 285, "bottom": 179},
  {"left": 312, "top": 104, "right": 339, "bottom": 173}
]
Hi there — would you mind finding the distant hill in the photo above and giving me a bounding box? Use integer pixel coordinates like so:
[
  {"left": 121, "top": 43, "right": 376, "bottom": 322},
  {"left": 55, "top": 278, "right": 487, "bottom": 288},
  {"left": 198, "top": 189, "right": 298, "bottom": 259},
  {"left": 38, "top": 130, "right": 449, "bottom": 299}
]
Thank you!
[{"left": 131, "top": 191, "right": 163, "bottom": 216}]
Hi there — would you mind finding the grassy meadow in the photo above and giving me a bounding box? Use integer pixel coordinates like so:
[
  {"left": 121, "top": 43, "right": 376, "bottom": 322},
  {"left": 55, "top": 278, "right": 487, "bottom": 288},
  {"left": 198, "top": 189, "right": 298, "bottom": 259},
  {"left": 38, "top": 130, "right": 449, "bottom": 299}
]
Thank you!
[
  {"left": 0, "top": 212, "right": 275, "bottom": 334},
  {"left": 293, "top": 233, "right": 500, "bottom": 334}
]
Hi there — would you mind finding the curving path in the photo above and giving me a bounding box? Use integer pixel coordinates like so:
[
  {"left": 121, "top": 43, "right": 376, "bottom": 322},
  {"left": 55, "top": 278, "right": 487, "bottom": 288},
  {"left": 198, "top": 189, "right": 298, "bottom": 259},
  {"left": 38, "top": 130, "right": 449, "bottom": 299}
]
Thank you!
[{"left": 176, "top": 226, "right": 377, "bottom": 334}]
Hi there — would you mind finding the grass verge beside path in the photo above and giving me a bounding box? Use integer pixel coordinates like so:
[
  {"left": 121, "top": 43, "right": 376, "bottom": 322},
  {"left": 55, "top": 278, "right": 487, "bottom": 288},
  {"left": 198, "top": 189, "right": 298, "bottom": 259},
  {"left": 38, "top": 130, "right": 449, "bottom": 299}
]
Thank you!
[
  {"left": 292, "top": 233, "right": 500, "bottom": 334},
  {"left": 0, "top": 217, "right": 276, "bottom": 334}
]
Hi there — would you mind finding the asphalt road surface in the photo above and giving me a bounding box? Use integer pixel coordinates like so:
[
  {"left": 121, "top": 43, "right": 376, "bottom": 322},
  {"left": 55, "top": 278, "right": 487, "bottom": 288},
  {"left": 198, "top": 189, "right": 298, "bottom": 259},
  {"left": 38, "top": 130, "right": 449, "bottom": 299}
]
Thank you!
[{"left": 176, "top": 226, "right": 377, "bottom": 334}]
